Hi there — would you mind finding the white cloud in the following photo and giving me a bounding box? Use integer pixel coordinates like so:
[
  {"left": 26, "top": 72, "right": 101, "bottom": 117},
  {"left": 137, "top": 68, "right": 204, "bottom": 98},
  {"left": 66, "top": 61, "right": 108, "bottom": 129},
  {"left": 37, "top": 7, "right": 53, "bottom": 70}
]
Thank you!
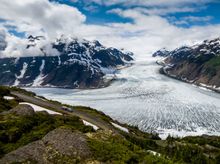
[
  {"left": 82, "top": 0, "right": 214, "bottom": 16},
  {"left": 172, "top": 16, "right": 213, "bottom": 25},
  {"left": 0, "top": 0, "right": 220, "bottom": 60},
  {"left": 74, "top": 9, "right": 220, "bottom": 60},
  {"left": 183, "top": 16, "right": 213, "bottom": 23},
  {"left": 0, "top": 30, "right": 7, "bottom": 51},
  {"left": 184, "top": 16, "right": 213, "bottom": 22},
  {"left": 0, "top": 0, "right": 86, "bottom": 39},
  {"left": 0, "top": 0, "right": 86, "bottom": 57},
  {"left": 0, "top": 34, "right": 26, "bottom": 57},
  {"left": 0, "top": 31, "right": 60, "bottom": 57},
  {"left": 134, "top": 7, "right": 199, "bottom": 16},
  {"left": 81, "top": 0, "right": 215, "bottom": 7}
]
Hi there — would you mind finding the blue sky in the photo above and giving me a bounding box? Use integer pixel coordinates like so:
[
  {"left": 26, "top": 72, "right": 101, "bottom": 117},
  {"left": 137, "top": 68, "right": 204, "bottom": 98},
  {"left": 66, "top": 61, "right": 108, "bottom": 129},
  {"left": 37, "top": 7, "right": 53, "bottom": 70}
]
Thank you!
[
  {"left": 51, "top": 0, "right": 133, "bottom": 24},
  {"left": 0, "top": 0, "right": 220, "bottom": 57},
  {"left": 52, "top": 0, "right": 220, "bottom": 27}
]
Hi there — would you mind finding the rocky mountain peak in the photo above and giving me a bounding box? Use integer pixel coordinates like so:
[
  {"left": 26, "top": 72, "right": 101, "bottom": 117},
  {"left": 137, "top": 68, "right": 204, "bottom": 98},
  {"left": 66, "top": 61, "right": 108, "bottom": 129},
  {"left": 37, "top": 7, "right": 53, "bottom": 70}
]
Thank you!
[
  {"left": 153, "top": 37, "right": 220, "bottom": 60},
  {"left": 152, "top": 48, "right": 170, "bottom": 57},
  {"left": 0, "top": 35, "right": 133, "bottom": 88}
]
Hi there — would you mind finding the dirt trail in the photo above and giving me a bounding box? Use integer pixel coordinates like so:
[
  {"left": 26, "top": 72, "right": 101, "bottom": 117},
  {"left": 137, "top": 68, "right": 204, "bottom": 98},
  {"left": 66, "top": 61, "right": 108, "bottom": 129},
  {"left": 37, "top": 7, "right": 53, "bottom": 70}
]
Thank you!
[{"left": 11, "top": 91, "right": 117, "bottom": 133}]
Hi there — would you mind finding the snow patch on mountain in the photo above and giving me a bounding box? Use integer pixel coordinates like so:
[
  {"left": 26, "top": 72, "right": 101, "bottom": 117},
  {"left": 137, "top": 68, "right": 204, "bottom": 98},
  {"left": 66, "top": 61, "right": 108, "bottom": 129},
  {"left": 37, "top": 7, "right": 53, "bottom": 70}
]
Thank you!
[
  {"left": 82, "top": 120, "right": 99, "bottom": 130},
  {"left": 19, "top": 102, "right": 62, "bottom": 115},
  {"left": 32, "top": 60, "right": 45, "bottom": 87},
  {"left": 14, "top": 62, "right": 28, "bottom": 86},
  {"left": 111, "top": 122, "right": 129, "bottom": 133},
  {"left": 0, "top": 36, "right": 133, "bottom": 88}
]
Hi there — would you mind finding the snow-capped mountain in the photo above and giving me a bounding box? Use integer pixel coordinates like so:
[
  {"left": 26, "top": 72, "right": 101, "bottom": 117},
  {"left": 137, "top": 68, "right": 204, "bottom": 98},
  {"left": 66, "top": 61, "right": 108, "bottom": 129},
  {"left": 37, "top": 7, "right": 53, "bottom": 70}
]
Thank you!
[
  {"left": 0, "top": 36, "right": 133, "bottom": 88},
  {"left": 152, "top": 48, "right": 169, "bottom": 57},
  {"left": 154, "top": 38, "right": 220, "bottom": 59},
  {"left": 154, "top": 37, "right": 220, "bottom": 91}
]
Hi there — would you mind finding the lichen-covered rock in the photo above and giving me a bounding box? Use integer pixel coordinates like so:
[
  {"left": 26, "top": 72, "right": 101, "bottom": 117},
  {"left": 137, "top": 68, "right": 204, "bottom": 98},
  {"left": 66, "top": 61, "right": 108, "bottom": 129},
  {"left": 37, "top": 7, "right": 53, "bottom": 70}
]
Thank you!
[
  {"left": 6, "top": 104, "right": 35, "bottom": 116},
  {"left": 0, "top": 128, "right": 92, "bottom": 164},
  {"left": 42, "top": 128, "right": 91, "bottom": 158},
  {"left": 0, "top": 140, "right": 46, "bottom": 164}
]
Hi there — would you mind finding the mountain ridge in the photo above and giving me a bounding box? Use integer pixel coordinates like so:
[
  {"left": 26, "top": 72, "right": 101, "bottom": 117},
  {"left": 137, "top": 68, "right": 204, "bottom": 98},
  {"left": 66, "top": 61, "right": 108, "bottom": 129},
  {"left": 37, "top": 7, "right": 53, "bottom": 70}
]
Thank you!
[
  {"left": 153, "top": 37, "right": 220, "bottom": 92},
  {"left": 0, "top": 36, "right": 133, "bottom": 89}
]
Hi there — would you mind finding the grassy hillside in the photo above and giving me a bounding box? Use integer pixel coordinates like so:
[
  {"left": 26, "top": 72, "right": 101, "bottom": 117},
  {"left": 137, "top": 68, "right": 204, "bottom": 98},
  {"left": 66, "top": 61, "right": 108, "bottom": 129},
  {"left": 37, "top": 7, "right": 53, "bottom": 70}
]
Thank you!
[{"left": 0, "top": 86, "right": 220, "bottom": 163}]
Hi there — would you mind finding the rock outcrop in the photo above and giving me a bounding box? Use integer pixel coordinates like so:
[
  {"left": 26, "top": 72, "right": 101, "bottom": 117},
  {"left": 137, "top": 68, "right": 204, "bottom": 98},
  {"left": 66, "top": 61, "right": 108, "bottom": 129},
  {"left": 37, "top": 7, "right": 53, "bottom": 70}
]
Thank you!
[
  {"left": 0, "top": 128, "right": 91, "bottom": 163},
  {"left": 6, "top": 104, "right": 35, "bottom": 116}
]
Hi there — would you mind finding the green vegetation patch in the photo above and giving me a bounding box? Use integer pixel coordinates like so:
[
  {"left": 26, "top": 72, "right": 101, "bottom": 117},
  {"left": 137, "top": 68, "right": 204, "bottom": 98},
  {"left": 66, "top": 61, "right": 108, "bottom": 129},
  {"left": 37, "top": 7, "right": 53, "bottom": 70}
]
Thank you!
[
  {"left": 88, "top": 131, "right": 173, "bottom": 163},
  {"left": 0, "top": 112, "right": 94, "bottom": 157},
  {"left": 0, "top": 98, "right": 18, "bottom": 113},
  {"left": 206, "top": 56, "right": 220, "bottom": 68},
  {"left": 201, "top": 56, "right": 220, "bottom": 77},
  {"left": 0, "top": 86, "right": 19, "bottom": 113},
  {"left": 163, "top": 136, "right": 220, "bottom": 164},
  {"left": 182, "top": 136, "right": 220, "bottom": 148}
]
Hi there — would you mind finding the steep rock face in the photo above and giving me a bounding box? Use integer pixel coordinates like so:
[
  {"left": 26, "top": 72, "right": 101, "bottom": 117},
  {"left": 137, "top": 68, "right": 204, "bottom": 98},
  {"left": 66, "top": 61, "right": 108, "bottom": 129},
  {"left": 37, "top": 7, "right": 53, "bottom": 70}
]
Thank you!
[
  {"left": 154, "top": 38, "right": 220, "bottom": 90},
  {"left": 0, "top": 36, "right": 133, "bottom": 88}
]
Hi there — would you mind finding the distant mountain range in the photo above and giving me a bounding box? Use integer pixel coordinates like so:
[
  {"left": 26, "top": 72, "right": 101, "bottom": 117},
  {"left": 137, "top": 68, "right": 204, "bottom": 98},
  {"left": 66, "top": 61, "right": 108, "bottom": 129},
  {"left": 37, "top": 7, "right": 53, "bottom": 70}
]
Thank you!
[
  {"left": 153, "top": 37, "right": 220, "bottom": 92},
  {"left": 0, "top": 35, "right": 133, "bottom": 88}
]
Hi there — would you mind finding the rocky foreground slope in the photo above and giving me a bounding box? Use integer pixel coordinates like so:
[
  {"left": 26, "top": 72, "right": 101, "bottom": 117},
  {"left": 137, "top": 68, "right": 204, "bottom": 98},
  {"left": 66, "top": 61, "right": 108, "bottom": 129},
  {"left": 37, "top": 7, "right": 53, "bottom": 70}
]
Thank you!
[
  {"left": 153, "top": 38, "right": 220, "bottom": 91},
  {"left": 0, "top": 36, "right": 133, "bottom": 88},
  {"left": 0, "top": 86, "right": 220, "bottom": 163}
]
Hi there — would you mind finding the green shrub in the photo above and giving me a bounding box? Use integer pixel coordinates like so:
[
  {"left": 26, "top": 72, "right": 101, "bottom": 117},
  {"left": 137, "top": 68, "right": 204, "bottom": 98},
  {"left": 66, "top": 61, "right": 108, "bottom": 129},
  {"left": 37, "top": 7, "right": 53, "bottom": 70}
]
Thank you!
[
  {"left": 123, "top": 133, "right": 158, "bottom": 150},
  {"left": 206, "top": 56, "right": 220, "bottom": 68},
  {"left": 182, "top": 136, "right": 220, "bottom": 148},
  {"left": 0, "top": 98, "right": 18, "bottom": 113},
  {"left": 89, "top": 139, "right": 133, "bottom": 162},
  {"left": 89, "top": 135, "right": 173, "bottom": 163},
  {"left": 165, "top": 142, "right": 209, "bottom": 163},
  {"left": 0, "top": 86, "right": 10, "bottom": 97}
]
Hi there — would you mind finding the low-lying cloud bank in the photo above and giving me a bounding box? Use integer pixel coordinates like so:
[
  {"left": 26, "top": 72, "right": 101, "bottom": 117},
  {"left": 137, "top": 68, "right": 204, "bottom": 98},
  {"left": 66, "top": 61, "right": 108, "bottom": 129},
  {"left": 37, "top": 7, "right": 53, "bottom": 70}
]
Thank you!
[
  {"left": 0, "top": 0, "right": 220, "bottom": 59},
  {"left": 0, "top": 34, "right": 60, "bottom": 57}
]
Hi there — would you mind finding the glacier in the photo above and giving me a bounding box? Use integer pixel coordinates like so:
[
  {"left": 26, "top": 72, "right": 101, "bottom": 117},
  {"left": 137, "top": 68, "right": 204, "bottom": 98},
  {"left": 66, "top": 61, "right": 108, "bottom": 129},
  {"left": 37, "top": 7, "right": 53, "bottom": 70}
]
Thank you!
[{"left": 27, "top": 56, "right": 220, "bottom": 139}]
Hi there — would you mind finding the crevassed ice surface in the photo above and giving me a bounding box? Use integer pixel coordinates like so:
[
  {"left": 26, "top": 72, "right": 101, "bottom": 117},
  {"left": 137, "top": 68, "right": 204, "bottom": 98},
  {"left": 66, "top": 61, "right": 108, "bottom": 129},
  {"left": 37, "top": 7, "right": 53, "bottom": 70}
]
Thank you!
[{"left": 28, "top": 57, "right": 220, "bottom": 139}]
